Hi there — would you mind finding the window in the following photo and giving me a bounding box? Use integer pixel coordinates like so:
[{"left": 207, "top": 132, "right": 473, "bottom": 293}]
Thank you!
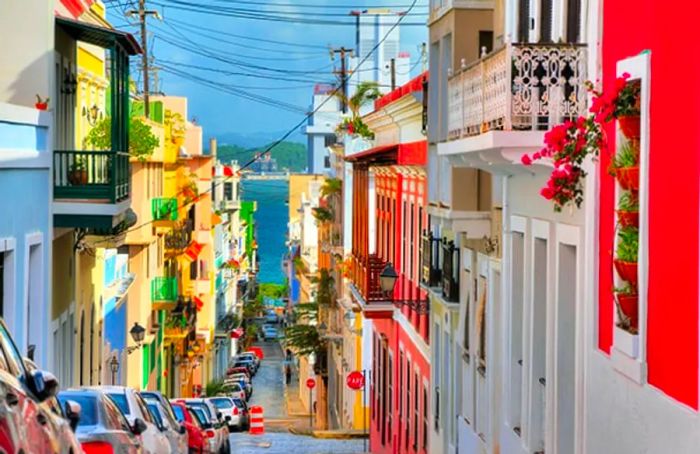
[
  {"left": 566, "top": 0, "right": 582, "bottom": 43},
  {"left": 413, "top": 372, "right": 419, "bottom": 451},
  {"left": 517, "top": 0, "right": 530, "bottom": 43},
  {"left": 510, "top": 231, "right": 525, "bottom": 433},
  {"left": 324, "top": 155, "right": 331, "bottom": 168},
  {"left": 212, "top": 182, "right": 217, "bottom": 201},
  {"left": 398, "top": 351, "right": 403, "bottom": 423},
  {"left": 107, "top": 392, "right": 130, "bottom": 415},
  {"left": 324, "top": 135, "right": 336, "bottom": 148},
  {"left": 478, "top": 31, "right": 494, "bottom": 55},
  {"left": 423, "top": 385, "right": 429, "bottom": 449},
  {"left": 539, "top": 0, "right": 553, "bottom": 43},
  {"left": 224, "top": 182, "right": 233, "bottom": 200},
  {"left": 433, "top": 322, "right": 441, "bottom": 430},
  {"left": 406, "top": 359, "right": 411, "bottom": 448},
  {"left": 388, "top": 352, "right": 393, "bottom": 440},
  {"left": 409, "top": 203, "right": 415, "bottom": 287}
]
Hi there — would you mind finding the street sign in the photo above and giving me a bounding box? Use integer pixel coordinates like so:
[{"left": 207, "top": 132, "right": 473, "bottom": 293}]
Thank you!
[
  {"left": 306, "top": 378, "right": 316, "bottom": 389},
  {"left": 346, "top": 371, "right": 365, "bottom": 390}
]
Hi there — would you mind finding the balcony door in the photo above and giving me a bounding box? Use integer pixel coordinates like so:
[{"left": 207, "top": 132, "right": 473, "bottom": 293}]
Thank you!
[{"left": 518, "top": 0, "right": 582, "bottom": 44}]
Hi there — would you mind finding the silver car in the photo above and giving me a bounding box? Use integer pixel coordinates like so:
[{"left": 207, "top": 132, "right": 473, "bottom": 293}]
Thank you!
[
  {"left": 145, "top": 400, "right": 188, "bottom": 453},
  {"left": 57, "top": 389, "right": 144, "bottom": 453}
]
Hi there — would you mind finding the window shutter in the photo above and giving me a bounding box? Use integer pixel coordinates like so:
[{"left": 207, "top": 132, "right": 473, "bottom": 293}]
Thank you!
[
  {"left": 566, "top": 0, "right": 582, "bottom": 43},
  {"left": 517, "top": 0, "right": 530, "bottom": 43},
  {"left": 539, "top": 0, "right": 553, "bottom": 43}
]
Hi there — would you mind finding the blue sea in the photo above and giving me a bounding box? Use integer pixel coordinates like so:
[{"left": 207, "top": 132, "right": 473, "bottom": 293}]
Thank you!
[{"left": 241, "top": 179, "right": 289, "bottom": 284}]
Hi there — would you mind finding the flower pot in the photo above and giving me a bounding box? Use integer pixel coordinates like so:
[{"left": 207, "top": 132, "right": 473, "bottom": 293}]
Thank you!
[
  {"left": 614, "top": 259, "right": 638, "bottom": 286},
  {"left": 616, "top": 210, "right": 639, "bottom": 228},
  {"left": 35, "top": 102, "right": 48, "bottom": 111},
  {"left": 68, "top": 169, "right": 88, "bottom": 186},
  {"left": 615, "top": 166, "right": 639, "bottom": 191},
  {"left": 616, "top": 293, "right": 638, "bottom": 330},
  {"left": 618, "top": 115, "right": 641, "bottom": 140}
]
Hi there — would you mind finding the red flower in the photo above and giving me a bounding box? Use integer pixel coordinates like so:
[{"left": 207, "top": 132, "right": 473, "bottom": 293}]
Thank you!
[
  {"left": 521, "top": 154, "right": 532, "bottom": 166},
  {"left": 347, "top": 122, "right": 355, "bottom": 134}
]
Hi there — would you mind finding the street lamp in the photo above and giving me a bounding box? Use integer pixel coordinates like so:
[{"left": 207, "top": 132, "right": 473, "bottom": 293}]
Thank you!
[
  {"left": 109, "top": 356, "right": 119, "bottom": 384},
  {"left": 379, "top": 262, "right": 399, "bottom": 294},
  {"left": 317, "top": 322, "right": 328, "bottom": 338},
  {"left": 127, "top": 322, "right": 146, "bottom": 354}
]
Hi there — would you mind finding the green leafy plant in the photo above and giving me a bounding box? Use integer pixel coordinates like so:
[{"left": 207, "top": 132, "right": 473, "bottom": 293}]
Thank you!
[
  {"left": 613, "top": 283, "right": 636, "bottom": 296},
  {"left": 609, "top": 140, "right": 639, "bottom": 175},
  {"left": 334, "top": 81, "right": 381, "bottom": 139},
  {"left": 312, "top": 206, "right": 334, "bottom": 223},
  {"left": 70, "top": 156, "right": 86, "bottom": 171},
  {"left": 321, "top": 178, "right": 342, "bottom": 197},
  {"left": 205, "top": 379, "right": 234, "bottom": 397},
  {"left": 617, "top": 191, "right": 638, "bottom": 212},
  {"left": 311, "top": 268, "right": 334, "bottom": 306},
  {"left": 84, "top": 116, "right": 159, "bottom": 161},
  {"left": 616, "top": 226, "right": 639, "bottom": 263}
]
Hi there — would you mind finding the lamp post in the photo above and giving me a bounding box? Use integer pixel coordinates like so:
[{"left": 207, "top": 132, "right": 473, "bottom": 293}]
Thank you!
[
  {"left": 127, "top": 322, "right": 146, "bottom": 354},
  {"left": 109, "top": 356, "right": 119, "bottom": 385},
  {"left": 379, "top": 262, "right": 399, "bottom": 295}
]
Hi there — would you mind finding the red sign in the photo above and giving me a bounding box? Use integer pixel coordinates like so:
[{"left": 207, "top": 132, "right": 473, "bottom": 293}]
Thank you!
[
  {"left": 306, "top": 378, "right": 316, "bottom": 389},
  {"left": 346, "top": 371, "right": 365, "bottom": 390}
]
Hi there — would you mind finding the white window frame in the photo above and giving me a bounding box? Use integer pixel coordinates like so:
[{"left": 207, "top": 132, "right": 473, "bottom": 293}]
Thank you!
[
  {"left": 458, "top": 246, "right": 475, "bottom": 427},
  {"left": 24, "top": 232, "right": 44, "bottom": 360},
  {"left": 0, "top": 238, "right": 16, "bottom": 334},
  {"left": 610, "top": 52, "right": 651, "bottom": 385}
]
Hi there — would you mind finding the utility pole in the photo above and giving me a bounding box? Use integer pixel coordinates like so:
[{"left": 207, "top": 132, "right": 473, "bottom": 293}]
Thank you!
[
  {"left": 127, "top": 1, "right": 160, "bottom": 117},
  {"left": 420, "top": 42, "right": 428, "bottom": 72},
  {"left": 390, "top": 58, "right": 396, "bottom": 91},
  {"left": 330, "top": 47, "right": 354, "bottom": 114}
]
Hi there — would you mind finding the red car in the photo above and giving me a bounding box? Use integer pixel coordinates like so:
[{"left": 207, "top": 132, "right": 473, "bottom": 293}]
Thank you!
[
  {"left": 226, "top": 366, "right": 250, "bottom": 379},
  {"left": 171, "top": 400, "right": 208, "bottom": 453}
]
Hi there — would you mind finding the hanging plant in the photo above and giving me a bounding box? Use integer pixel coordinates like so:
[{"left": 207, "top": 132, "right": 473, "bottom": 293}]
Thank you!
[
  {"left": 321, "top": 178, "right": 342, "bottom": 198},
  {"left": 312, "top": 206, "right": 334, "bottom": 223},
  {"left": 616, "top": 191, "right": 639, "bottom": 228}
]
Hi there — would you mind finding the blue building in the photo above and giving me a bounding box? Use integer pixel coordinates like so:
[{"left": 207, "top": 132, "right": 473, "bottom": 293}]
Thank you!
[{"left": 0, "top": 103, "right": 52, "bottom": 366}]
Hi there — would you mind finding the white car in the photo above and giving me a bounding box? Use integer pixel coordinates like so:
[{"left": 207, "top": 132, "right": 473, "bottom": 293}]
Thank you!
[
  {"left": 229, "top": 373, "right": 253, "bottom": 398},
  {"left": 145, "top": 399, "right": 188, "bottom": 454},
  {"left": 221, "top": 379, "right": 247, "bottom": 401},
  {"left": 262, "top": 325, "right": 279, "bottom": 340},
  {"left": 101, "top": 386, "right": 172, "bottom": 454},
  {"left": 208, "top": 397, "right": 245, "bottom": 431}
]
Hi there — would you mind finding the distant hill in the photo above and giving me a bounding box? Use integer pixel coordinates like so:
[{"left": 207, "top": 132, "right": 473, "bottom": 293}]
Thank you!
[{"left": 216, "top": 141, "right": 307, "bottom": 172}]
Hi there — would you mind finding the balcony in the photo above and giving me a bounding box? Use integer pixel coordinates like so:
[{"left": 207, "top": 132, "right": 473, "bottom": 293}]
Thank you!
[
  {"left": 165, "top": 219, "right": 194, "bottom": 255},
  {"left": 164, "top": 299, "right": 197, "bottom": 339},
  {"left": 349, "top": 254, "right": 394, "bottom": 318},
  {"left": 441, "top": 239, "right": 460, "bottom": 303},
  {"left": 421, "top": 231, "right": 442, "bottom": 288},
  {"left": 151, "top": 277, "right": 178, "bottom": 309},
  {"left": 441, "top": 43, "right": 587, "bottom": 170},
  {"left": 219, "top": 199, "right": 240, "bottom": 212},
  {"left": 152, "top": 197, "right": 178, "bottom": 221},
  {"left": 53, "top": 17, "right": 141, "bottom": 230}
]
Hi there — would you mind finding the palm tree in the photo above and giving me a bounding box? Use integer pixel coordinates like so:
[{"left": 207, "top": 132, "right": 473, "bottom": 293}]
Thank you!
[{"left": 335, "top": 81, "right": 381, "bottom": 120}]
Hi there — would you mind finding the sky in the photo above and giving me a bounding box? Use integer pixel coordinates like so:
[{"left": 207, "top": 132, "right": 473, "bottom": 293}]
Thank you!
[{"left": 106, "top": 0, "right": 429, "bottom": 144}]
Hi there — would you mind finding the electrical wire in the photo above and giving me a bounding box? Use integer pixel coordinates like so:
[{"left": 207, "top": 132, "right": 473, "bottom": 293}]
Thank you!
[{"left": 94, "top": 0, "right": 418, "bottom": 245}]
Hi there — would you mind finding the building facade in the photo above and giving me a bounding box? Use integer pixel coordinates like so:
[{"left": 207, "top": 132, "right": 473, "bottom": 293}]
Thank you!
[{"left": 305, "top": 84, "right": 342, "bottom": 175}]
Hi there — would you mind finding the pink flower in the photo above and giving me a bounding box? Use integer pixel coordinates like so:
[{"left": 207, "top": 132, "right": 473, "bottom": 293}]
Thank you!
[
  {"left": 521, "top": 154, "right": 532, "bottom": 166},
  {"left": 540, "top": 187, "right": 555, "bottom": 200}
]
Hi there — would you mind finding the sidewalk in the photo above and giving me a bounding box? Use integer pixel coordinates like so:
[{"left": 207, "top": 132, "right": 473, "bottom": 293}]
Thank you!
[{"left": 284, "top": 370, "right": 312, "bottom": 417}]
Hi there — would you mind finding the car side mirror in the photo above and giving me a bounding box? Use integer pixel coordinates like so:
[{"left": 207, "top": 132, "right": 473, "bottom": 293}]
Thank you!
[
  {"left": 132, "top": 418, "right": 148, "bottom": 435},
  {"left": 179, "top": 424, "right": 187, "bottom": 434},
  {"left": 30, "top": 370, "right": 59, "bottom": 402},
  {"left": 65, "top": 400, "right": 81, "bottom": 432}
]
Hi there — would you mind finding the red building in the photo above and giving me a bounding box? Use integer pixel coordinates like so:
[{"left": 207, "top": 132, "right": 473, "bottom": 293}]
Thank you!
[
  {"left": 587, "top": 1, "right": 700, "bottom": 451},
  {"left": 346, "top": 73, "right": 431, "bottom": 454}
]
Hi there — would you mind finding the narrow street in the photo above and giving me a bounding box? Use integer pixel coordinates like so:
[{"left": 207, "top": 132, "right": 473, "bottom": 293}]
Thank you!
[{"left": 229, "top": 341, "right": 365, "bottom": 453}]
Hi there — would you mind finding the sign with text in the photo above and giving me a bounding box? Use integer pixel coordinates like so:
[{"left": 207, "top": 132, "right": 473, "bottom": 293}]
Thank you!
[
  {"left": 306, "top": 378, "right": 316, "bottom": 389},
  {"left": 346, "top": 371, "right": 365, "bottom": 390}
]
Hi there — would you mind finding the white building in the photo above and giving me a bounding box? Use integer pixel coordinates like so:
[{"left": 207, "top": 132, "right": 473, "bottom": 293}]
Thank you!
[{"left": 305, "top": 84, "right": 342, "bottom": 175}]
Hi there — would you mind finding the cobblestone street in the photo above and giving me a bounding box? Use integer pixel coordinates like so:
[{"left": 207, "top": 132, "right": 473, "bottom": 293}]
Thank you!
[{"left": 228, "top": 341, "right": 365, "bottom": 452}]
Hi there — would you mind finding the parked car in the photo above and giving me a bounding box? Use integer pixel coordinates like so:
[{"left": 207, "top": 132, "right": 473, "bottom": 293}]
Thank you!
[
  {"left": 140, "top": 390, "right": 179, "bottom": 426},
  {"left": 227, "top": 366, "right": 251, "bottom": 379},
  {"left": 262, "top": 325, "right": 279, "bottom": 340},
  {"left": 264, "top": 309, "right": 278, "bottom": 324},
  {"left": 101, "top": 386, "right": 171, "bottom": 453},
  {"left": 57, "top": 388, "right": 144, "bottom": 453},
  {"left": 231, "top": 358, "right": 256, "bottom": 376},
  {"left": 145, "top": 400, "right": 188, "bottom": 454},
  {"left": 246, "top": 346, "right": 264, "bottom": 360},
  {"left": 229, "top": 373, "right": 253, "bottom": 398},
  {"left": 235, "top": 352, "right": 260, "bottom": 371},
  {"left": 171, "top": 400, "right": 209, "bottom": 454},
  {"left": 187, "top": 405, "right": 225, "bottom": 454},
  {"left": 232, "top": 397, "right": 250, "bottom": 430},
  {"left": 221, "top": 379, "right": 247, "bottom": 401},
  {"left": 175, "top": 398, "right": 229, "bottom": 454},
  {"left": 0, "top": 318, "right": 69, "bottom": 453},
  {"left": 208, "top": 396, "right": 245, "bottom": 431}
]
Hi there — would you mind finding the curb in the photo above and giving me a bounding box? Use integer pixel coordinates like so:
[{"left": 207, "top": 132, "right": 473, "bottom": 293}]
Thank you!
[{"left": 288, "top": 427, "right": 369, "bottom": 439}]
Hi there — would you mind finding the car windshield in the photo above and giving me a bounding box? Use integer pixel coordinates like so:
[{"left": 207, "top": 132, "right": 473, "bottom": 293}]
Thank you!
[
  {"left": 190, "top": 407, "right": 210, "bottom": 428},
  {"left": 147, "top": 403, "right": 164, "bottom": 427},
  {"left": 210, "top": 398, "right": 233, "bottom": 409},
  {"left": 172, "top": 405, "right": 185, "bottom": 422},
  {"left": 107, "top": 393, "right": 130, "bottom": 415},
  {"left": 58, "top": 394, "right": 98, "bottom": 426},
  {"left": 189, "top": 402, "right": 212, "bottom": 419}
]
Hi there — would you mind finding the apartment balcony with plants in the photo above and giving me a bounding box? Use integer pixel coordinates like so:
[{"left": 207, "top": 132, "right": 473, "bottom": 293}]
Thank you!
[{"left": 53, "top": 17, "right": 141, "bottom": 231}]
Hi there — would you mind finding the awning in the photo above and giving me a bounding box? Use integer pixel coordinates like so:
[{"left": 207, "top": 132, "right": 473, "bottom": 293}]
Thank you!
[
  {"left": 344, "top": 140, "right": 427, "bottom": 166},
  {"left": 184, "top": 241, "right": 203, "bottom": 262},
  {"left": 193, "top": 296, "right": 204, "bottom": 311},
  {"left": 56, "top": 17, "right": 142, "bottom": 55},
  {"left": 230, "top": 328, "right": 244, "bottom": 339}
]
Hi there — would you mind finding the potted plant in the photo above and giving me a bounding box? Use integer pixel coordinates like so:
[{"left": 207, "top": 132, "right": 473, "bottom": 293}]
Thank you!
[
  {"left": 614, "top": 226, "right": 638, "bottom": 286},
  {"left": 68, "top": 157, "right": 88, "bottom": 185},
  {"left": 616, "top": 191, "right": 639, "bottom": 228},
  {"left": 615, "top": 80, "right": 641, "bottom": 140},
  {"left": 609, "top": 140, "right": 639, "bottom": 191},
  {"left": 35, "top": 95, "right": 49, "bottom": 111},
  {"left": 614, "top": 283, "right": 638, "bottom": 332}
]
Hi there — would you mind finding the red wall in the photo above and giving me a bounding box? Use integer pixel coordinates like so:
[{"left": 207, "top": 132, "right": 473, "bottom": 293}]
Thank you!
[{"left": 599, "top": 0, "right": 700, "bottom": 408}]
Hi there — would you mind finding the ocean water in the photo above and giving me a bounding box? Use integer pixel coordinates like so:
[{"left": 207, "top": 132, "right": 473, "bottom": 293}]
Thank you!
[{"left": 241, "top": 179, "right": 289, "bottom": 284}]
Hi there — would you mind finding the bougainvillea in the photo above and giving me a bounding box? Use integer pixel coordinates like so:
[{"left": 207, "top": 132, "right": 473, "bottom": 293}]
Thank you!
[{"left": 521, "top": 74, "right": 637, "bottom": 212}]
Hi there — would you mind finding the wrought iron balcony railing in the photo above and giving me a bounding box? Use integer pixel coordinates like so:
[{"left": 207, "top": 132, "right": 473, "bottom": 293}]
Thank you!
[
  {"left": 152, "top": 197, "right": 178, "bottom": 221},
  {"left": 54, "top": 150, "right": 130, "bottom": 202},
  {"left": 447, "top": 43, "right": 587, "bottom": 140},
  {"left": 151, "top": 277, "right": 178, "bottom": 304},
  {"left": 165, "top": 219, "right": 194, "bottom": 252},
  {"left": 421, "top": 231, "right": 442, "bottom": 287},
  {"left": 441, "top": 239, "right": 460, "bottom": 303}
]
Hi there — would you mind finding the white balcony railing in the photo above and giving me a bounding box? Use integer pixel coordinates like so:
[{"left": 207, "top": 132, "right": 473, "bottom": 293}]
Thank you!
[{"left": 447, "top": 43, "right": 588, "bottom": 140}]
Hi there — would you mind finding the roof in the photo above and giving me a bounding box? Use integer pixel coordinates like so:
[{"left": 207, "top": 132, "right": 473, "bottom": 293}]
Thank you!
[
  {"left": 374, "top": 71, "right": 428, "bottom": 110},
  {"left": 344, "top": 140, "right": 427, "bottom": 166},
  {"left": 56, "top": 16, "right": 142, "bottom": 55}
]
